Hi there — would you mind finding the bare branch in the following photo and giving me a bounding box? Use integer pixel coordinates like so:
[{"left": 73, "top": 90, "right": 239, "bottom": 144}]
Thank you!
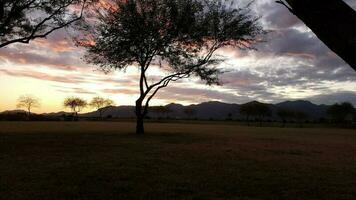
[{"left": 275, "top": 0, "right": 295, "bottom": 14}]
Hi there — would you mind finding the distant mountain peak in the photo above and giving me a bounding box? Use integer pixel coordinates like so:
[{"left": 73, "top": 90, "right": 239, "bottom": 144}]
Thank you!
[
  {"left": 1, "top": 109, "right": 27, "bottom": 114},
  {"left": 277, "top": 100, "right": 315, "bottom": 106}
]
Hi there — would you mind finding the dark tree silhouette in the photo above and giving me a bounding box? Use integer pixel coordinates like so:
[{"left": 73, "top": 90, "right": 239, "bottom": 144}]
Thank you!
[
  {"left": 277, "top": 108, "right": 294, "bottom": 127},
  {"left": 255, "top": 102, "right": 271, "bottom": 126},
  {"left": 16, "top": 95, "right": 40, "bottom": 119},
  {"left": 240, "top": 101, "right": 271, "bottom": 126},
  {"left": 240, "top": 103, "right": 253, "bottom": 126},
  {"left": 184, "top": 107, "right": 197, "bottom": 120},
  {"left": 89, "top": 97, "right": 115, "bottom": 119},
  {"left": 327, "top": 102, "right": 355, "bottom": 123},
  {"left": 150, "top": 106, "right": 172, "bottom": 119},
  {"left": 293, "top": 110, "right": 308, "bottom": 127},
  {"left": 78, "top": 0, "right": 263, "bottom": 134},
  {"left": 64, "top": 97, "right": 87, "bottom": 120},
  {"left": 276, "top": 0, "right": 356, "bottom": 71},
  {"left": 0, "top": 0, "right": 96, "bottom": 48}
]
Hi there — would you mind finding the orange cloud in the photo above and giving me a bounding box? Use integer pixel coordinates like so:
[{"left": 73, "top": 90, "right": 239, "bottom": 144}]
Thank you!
[{"left": 34, "top": 39, "right": 75, "bottom": 53}]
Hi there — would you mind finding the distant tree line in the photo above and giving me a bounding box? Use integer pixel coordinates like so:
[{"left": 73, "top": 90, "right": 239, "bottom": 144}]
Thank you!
[
  {"left": 0, "top": 95, "right": 115, "bottom": 121},
  {"left": 1, "top": 96, "right": 355, "bottom": 128},
  {"left": 239, "top": 101, "right": 272, "bottom": 126}
]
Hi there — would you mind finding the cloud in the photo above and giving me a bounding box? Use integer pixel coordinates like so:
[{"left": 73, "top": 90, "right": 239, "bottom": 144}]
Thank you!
[
  {"left": 0, "top": 0, "right": 355, "bottom": 110},
  {"left": 0, "top": 68, "right": 86, "bottom": 84},
  {"left": 56, "top": 87, "right": 97, "bottom": 95},
  {"left": 103, "top": 88, "right": 137, "bottom": 95}
]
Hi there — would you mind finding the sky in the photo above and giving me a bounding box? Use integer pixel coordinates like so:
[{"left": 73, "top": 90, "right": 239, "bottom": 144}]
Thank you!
[{"left": 0, "top": 0, "right": 355, "bottom": 113}]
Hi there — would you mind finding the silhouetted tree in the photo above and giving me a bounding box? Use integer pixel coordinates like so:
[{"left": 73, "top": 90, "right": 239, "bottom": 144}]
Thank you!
[
  {"left": 89, "top": 97, "right": 115, "bottom": 119},
  {"left": 240, "top": 104, "right": 253, "bottom": 126},
  {"left": 276, "top": 0, "right": 356, "bottom": 70},
  {"left": 294, "top": 110, "right": 308, "bottom": 127},
  {"left": 78, "top": 0, "right": 263, "bottom": 134},
  {"left": 226, "top": 113, "right": 233, "bottom": 121},
  {"left": 0, "top": 0, "right": 97, "bottom": 48},
  {"left": 150, "top": 106, "right": 172, "bottom": 119},
  {"left": 256, "top": 103, "right": 271, "bottom": 126},
  {"left": 277, "top": 108, "right": 294, "bottom": 127},
  {"left": 16, "top": 95, "right": 40, "bottom": 119},
  {"left": 184, "top": 107, "right": 197, "bottom": 120},
  {"left": 240, "top": 101, "right": 270, "bottom": 126},
  {"left": 327, "top": 102, "right": 355, "bottom": 123},
  {"left": 64, "top": 97, "right": 87, "bottom": 120}
]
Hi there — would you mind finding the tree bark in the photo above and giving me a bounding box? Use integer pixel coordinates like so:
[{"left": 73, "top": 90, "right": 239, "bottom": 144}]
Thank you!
[
  {"left": 281, "top": 0, "right": 356, "bottom": 70},
  {"left": 135, "top": 100, "right": 145, "bottom": 135}
]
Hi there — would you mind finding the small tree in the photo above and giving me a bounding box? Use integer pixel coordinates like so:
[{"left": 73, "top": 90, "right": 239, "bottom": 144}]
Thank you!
[
  {"left": 240, "top": 101, "right": 270, "bottom": 126},
  {"left": 0, "top": 0, "right": 97, "bottom": 48},
  {"left": 293, "top": 110, "right": 308, "bottom": 128},
  {"left": 78, "top": 0, "right": 263, "bottom": 134},
  {"left": 255, "top": 103, "right": 271, "bottom": 126},
  {"left": 149, "top": 106, "right": 172, "bottom": 119},
  {"left": 240, "top": 104, "right": 254, "bottom": 126},
  {"left": 16, "top": 95, "right": 40, "bottom": 119},
  {"left": 277, "top": 108, "right": 294, "bottom": 127},
  {"left": 184, "top": 107, "right": 197, "bottom": 120},
  {"left": 64, "top": 97, "right": 87, "bottom": 120},
  {"left": 89, "top": 97, "right": 115, "bottom": 119},
  {"left": 327, "top": 102, "right": 355, "bottom": 123}
]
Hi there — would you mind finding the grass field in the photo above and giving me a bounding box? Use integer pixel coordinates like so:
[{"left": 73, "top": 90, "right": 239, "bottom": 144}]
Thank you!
[{"left": 1, "top": 122, "right": 356, "bottom": 200}]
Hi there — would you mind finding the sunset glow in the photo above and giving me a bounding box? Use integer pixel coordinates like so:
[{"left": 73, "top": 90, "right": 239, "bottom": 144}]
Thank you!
[{"left": 0, "top": 0, "right": 355, "bottom": 114}]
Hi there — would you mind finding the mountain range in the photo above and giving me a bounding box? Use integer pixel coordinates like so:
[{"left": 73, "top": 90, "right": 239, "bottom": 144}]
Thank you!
[
  {"left": 78, "top": 100, "right": 330, "bottom": 121},
  {"left": 1, "top": 100, "right": 333, "bottom": 121}
]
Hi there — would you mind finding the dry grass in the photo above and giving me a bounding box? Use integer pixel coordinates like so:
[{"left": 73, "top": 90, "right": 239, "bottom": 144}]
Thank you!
[{"left": 1, "top": 122, "right": 356, "bottom": 200}]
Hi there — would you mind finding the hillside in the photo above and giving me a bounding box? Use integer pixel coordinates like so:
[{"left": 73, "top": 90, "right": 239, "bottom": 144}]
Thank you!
[{"left": 80, "top": 100, "right": 330, "bottom": 121}]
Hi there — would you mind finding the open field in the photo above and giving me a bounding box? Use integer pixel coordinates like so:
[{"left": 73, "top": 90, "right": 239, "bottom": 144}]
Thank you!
[{"left": 1, "top": 122, "right": 356, "bottom": 200}]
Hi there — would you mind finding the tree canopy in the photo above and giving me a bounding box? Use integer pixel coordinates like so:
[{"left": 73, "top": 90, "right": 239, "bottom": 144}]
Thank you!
[
  {"left": 0, "top": 0, "right": 96, "bottom": 48},
  {"left": 89, "top": 96, "right": 115, "bottom": 119},
  {"left": 16, "top": 95, "right": 40, "bottom": 117},
  {"left": 64, "top": 97, "right": 87, "bottom": 117},
  {"left": 78, "top": 0, "right": 263, "bottom": 134},
  {"left": 327, "top": 102, "right": 355, "bottom": 123}
]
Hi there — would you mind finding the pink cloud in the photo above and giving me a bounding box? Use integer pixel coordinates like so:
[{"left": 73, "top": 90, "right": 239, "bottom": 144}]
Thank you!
[{"left": 0, "top": 68, "right": 86, "bottom": 84}]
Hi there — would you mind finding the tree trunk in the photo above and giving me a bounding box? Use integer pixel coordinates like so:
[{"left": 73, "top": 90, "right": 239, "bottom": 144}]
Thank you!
[
  {"left": 136, "top": 115, "right": 145, "bottom": 135},
  {"left": 28, "top": 108, "right": 31, "bottom": 121},
  {"left": 282, "top": 0, "right": 356, "bottom": 70},
  {"left": 99, "top": 109, "right": 103, "bottom": 120},
  {"left": 282, "top": 119, "right": 286, "bottom": 128},
  {"left": 135, "top": 100, "right": 145, "bottom": 135}
]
